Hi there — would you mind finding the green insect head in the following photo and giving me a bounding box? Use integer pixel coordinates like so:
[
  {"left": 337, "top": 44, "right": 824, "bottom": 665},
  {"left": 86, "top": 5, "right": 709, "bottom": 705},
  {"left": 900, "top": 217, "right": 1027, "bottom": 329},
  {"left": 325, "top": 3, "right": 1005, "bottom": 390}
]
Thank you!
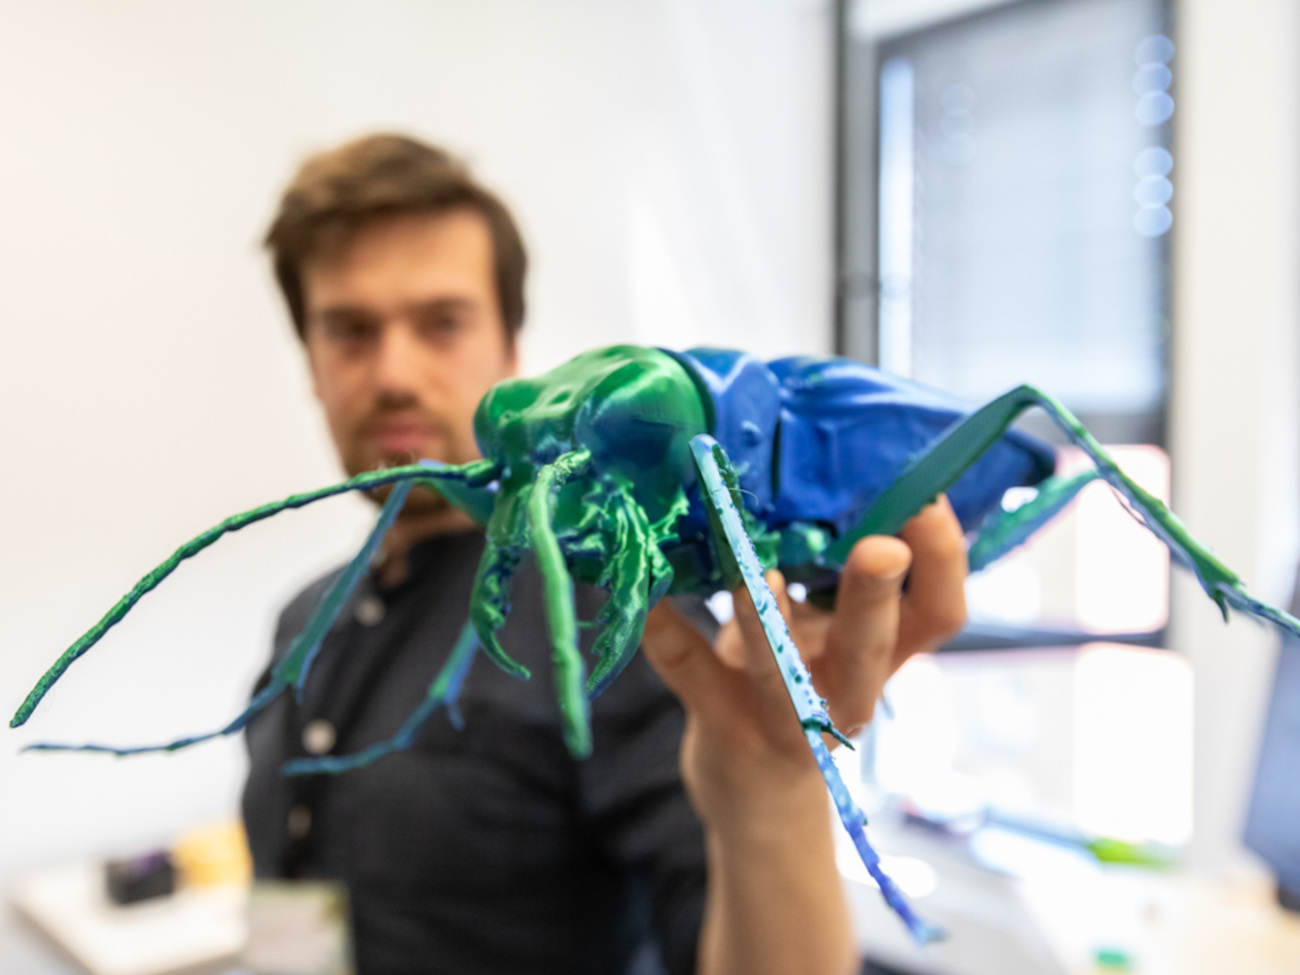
[{"left": 469, "top": 345, "right": 709, "bottom": 756}]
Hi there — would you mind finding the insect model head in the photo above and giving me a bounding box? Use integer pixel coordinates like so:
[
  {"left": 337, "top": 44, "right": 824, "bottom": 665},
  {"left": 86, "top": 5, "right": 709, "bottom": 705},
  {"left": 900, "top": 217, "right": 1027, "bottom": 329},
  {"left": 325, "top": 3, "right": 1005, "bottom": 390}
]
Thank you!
[{"left": 473, "top": 345, "right": 709, "bottom": 524}]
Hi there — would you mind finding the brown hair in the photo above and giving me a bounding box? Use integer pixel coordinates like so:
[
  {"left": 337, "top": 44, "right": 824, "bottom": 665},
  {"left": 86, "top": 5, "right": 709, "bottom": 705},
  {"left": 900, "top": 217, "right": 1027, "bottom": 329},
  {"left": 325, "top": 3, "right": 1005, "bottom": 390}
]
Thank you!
[{"left": 265, "top": 133, "right": 527, "bottom": 340}]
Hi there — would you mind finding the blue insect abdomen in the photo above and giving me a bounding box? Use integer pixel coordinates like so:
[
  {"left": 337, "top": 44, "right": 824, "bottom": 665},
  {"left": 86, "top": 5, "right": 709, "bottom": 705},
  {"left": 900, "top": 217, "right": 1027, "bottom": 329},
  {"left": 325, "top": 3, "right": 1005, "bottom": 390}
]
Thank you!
[
  {"left": 767, "top": 356, "right": 1055, "bottom": 535},
  {"left": 671, "top": 348, "right": 1055, "bottom": 542}
]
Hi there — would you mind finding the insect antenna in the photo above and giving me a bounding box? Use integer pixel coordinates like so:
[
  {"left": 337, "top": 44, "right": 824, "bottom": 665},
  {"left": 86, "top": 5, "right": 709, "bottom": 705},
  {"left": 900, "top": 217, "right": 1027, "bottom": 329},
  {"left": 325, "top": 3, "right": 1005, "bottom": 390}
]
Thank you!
[
  {"left": 22, "top": 479, "right": 414, "bottom": 755},
  {"left": 11, "top": 461, "right": 493, "bottom": 730}
]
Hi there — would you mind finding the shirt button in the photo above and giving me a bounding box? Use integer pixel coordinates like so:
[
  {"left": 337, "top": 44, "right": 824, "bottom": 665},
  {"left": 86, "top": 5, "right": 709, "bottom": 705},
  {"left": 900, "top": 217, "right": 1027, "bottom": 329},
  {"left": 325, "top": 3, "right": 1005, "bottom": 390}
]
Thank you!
[
  {"left": 287, "top": 804, "right": 312, "bottom": 839},
  {"left": 354, "top": 595, "right": 385, "bottom": 626},
  {"left": 301, "top": 719, "right": 336, "bottom": 756}
]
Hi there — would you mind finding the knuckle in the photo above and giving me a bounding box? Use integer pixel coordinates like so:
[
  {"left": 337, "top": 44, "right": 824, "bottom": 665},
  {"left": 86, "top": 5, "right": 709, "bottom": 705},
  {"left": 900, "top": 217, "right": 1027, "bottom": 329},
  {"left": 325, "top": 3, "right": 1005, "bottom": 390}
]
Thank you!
[
  {"left": 845, "top": 702, "right": 874, "bottom": 732},
  {"left": 927, "top": 528, "right": 968, "bottom": 566}
]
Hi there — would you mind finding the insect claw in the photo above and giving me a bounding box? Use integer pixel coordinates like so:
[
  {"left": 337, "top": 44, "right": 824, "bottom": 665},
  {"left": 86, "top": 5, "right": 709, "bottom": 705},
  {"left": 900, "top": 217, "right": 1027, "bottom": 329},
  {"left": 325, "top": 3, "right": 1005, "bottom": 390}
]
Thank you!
[
  {"left": 828, "top": 726, "right": 856, "bottom": 750},
  {"left": 800, "top": 716, "right": 855, "bottom": 750},
  {"left": 469, "top": 510, "right": 531, "bottom": 681},
  {"left": 584, "top": 484, "right": 670, "bottom": 699},
  {"left": 471, "top": 609, "right": 531, "bottom": 681}
]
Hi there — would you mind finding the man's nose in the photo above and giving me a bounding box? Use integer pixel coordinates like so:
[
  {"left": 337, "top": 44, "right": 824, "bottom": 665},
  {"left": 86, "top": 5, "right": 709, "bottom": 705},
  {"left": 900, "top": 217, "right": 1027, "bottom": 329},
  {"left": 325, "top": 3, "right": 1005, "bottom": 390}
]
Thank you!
[{"left": 373, "top": 321, "right": 422, "bottom": 397}]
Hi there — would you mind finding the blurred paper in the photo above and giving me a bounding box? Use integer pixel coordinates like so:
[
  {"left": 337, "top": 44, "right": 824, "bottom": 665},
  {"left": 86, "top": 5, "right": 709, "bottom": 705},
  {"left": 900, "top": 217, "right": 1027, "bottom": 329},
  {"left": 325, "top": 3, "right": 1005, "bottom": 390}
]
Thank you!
[{"left": 244, "top": 881, "right": 351, "bottom": 975}]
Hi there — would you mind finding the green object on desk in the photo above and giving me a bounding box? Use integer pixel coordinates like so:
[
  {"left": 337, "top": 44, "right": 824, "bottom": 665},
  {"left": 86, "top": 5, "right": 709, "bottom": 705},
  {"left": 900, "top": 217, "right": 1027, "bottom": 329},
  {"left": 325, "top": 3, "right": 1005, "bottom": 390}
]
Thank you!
[
  {"left": 1095, "top": 946, "right": 1133, "bottom": 970},
  {"left": 1087, "top": 837, "right": 1176, "bottom": 869}
]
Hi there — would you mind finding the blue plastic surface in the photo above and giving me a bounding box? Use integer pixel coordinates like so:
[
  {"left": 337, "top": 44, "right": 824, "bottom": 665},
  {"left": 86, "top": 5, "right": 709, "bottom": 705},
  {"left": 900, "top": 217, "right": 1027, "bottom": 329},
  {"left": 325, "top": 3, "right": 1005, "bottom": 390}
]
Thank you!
[{"left": 671, "top": 348, "right": 1056, "bottom": 542}]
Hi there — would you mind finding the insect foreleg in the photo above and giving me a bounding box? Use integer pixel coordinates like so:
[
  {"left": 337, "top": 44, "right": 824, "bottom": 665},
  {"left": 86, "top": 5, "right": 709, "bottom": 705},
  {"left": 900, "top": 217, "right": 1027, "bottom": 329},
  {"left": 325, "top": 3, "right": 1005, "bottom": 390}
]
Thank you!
[
  {"left": 22, "top": 479, "right": 414, "bottom": 755},
  {"left": 585, "top": 487, "right": 658, "bottom": 700},
  {"left": 689, "top": 434, "right": 941, "bottom": 945},
  {"left": 469, "top": 502, "right": 530, "bottom": 681},
  {"left": 527, "top": 449, "right": 594, "bottom": 758},
  {"left": 282, "top": 619, "right": 480, "bottom": 777}
]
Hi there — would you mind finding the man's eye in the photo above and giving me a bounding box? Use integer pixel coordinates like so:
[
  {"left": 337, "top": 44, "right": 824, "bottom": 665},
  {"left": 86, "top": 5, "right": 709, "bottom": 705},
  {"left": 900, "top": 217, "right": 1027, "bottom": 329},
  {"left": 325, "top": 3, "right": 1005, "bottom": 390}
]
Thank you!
[
  {"left": 416, "top": 311, "right": 466, "bottom": 342},
  {"left": 324, "top": 320, "right": 377, "bottom": 345}
]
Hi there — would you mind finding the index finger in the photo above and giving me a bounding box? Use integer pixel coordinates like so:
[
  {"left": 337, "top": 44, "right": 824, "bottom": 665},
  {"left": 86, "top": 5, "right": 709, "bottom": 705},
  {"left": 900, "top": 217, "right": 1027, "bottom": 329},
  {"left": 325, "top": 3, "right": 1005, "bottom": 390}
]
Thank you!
[
  {"left": 896, "top": 495, "right": 968, "bottom": 665},
  {"left": 813, "top": 533, "right": 912, "bottom": 733}
]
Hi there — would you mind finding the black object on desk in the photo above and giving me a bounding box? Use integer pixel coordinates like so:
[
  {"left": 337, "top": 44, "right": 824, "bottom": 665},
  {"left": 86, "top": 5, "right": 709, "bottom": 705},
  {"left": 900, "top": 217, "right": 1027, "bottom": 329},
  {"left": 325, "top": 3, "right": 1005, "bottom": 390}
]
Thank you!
[{"left": 104, "top": 851, "right": 175, "bottom": 905}]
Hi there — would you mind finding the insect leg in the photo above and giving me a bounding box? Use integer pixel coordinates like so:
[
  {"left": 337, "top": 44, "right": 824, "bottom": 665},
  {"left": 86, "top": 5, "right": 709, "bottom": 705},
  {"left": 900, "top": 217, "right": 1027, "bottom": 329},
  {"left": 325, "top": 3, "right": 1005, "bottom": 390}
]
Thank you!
[
  {"left": 526, "top": 450, "right": 594, "bottom": 758},
  {"left": 1025, "top": 389, "right": 1300, "bottom": 635},
  {"left": 22, "top": 479, "right": 415, "bottom": 755},
  {"left": 967, "top": 469, "right": 1099, "bottom": 571},
  {"left": 468, "top": 507, "right": 529, "bottom": 681},
  {"left": 282, "top": 618, "right": 480, "bottom": 776},
  {"left": 11, "top": 459, "right": 495, "bottom": 729},
  {"left": 829, "top": 387, "right": 1055, "bottom": 554},
  {"left": 584, "top": 487, "right": 654, "bottom": 699},
  {"left": 834, "top": 385, "right": 1300, "bottom": 638},
  {"left": 689, "top": 434, "right": 942, "bottom": 945},
  {"left": 802, "top": 728, "right": 944, "bottom": 944}
]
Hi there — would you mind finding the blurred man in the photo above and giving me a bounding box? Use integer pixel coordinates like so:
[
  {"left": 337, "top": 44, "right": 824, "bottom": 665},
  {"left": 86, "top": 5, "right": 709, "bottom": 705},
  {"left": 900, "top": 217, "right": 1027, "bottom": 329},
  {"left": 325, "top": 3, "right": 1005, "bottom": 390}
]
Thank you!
[{"left": 244, "top": 134, "right": 967, "bottom": 975}]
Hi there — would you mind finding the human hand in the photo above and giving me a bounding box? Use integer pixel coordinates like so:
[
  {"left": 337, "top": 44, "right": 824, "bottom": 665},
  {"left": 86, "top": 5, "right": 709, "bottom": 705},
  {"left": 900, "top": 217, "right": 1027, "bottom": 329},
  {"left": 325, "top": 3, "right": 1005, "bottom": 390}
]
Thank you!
[{"left": 641, "top": 497, "right": 967, "bottom": 833}]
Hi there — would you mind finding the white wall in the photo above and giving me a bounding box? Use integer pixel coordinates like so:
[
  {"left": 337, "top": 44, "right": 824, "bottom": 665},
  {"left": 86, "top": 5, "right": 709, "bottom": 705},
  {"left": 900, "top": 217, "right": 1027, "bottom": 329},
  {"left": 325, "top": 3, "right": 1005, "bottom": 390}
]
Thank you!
[
  {"left": 0, "top": 0, "right": 834, "bottom": 877},
  {"left": 1171, "top": 0, "right": 1300, "bottom": 876}
]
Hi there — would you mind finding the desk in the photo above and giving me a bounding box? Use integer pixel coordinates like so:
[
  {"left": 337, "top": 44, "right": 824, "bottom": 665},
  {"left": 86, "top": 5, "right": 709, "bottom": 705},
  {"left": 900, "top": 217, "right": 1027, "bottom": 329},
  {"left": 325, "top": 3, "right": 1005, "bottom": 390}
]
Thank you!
[
  {"left": 1, "top": 903, "right": 82, "bottom": 975},
  {"left": 847, "top": 821, "right": 1300, "bottom": 975},
  {"left": 1026, "top": 871, "right": 1300, "bottom": 975},
  {"left": 4, "top": 864, "right": 243, "bottom": 975},
  {"left": 6, "top": 848, "right": 1299, "bottom": 975}
]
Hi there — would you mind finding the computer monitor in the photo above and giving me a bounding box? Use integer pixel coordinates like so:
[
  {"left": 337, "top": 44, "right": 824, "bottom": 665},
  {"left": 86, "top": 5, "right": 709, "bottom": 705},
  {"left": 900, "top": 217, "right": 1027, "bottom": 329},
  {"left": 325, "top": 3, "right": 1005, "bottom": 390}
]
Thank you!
[{"left": 1243, "top": 578, "right": 1300, "bottom": 912}]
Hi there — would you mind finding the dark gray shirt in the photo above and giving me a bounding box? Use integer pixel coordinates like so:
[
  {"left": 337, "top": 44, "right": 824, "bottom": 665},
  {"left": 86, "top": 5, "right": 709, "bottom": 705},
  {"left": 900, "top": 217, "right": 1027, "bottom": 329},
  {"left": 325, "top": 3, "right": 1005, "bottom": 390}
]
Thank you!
[{"left": 242, "top": 530, "right": 708, "bottom": 975}]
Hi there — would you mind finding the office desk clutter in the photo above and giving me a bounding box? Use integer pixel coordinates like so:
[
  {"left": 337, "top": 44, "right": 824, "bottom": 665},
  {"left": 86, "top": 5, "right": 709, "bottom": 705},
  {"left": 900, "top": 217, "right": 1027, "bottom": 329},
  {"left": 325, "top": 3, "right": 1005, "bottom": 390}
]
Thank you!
[
  {"left": 12, "top": 822, "right": 251, "bottom": 975},
  {"left": 105, "top": 852, "right": 175, "bottom": 907},
  {"left": 11, "top": 345, "right": 1300, "bottom": 945}
]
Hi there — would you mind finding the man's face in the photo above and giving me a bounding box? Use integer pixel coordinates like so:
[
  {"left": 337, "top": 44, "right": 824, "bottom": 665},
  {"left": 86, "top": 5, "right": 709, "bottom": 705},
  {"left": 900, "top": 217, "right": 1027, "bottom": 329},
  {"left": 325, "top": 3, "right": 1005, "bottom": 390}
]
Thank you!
[{"left": 302, "top": 209, "right": 518, "bottom": 509}]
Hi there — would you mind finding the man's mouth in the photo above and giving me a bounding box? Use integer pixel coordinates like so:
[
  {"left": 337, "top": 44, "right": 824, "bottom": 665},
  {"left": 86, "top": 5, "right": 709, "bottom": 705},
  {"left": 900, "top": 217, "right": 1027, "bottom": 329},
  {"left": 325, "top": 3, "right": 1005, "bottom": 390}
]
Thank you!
[{"left": 366, "top": 420, "right": 442, "bottom": 458}]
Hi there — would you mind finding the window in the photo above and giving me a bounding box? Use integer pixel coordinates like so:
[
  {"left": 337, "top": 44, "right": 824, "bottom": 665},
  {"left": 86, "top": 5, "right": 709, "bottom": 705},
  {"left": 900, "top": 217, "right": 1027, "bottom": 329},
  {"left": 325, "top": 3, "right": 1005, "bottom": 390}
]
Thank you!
[
  {"left": 835, "top": 0, "right": 1187, "bottom": 853},
  {"left": 840, "top": 0, "right": 1174, "bottom": 647}
]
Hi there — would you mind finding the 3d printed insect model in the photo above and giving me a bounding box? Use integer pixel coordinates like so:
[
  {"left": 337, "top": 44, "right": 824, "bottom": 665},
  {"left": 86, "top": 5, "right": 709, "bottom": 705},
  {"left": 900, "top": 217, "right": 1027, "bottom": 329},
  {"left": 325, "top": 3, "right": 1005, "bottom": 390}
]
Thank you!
[{"left": 12, "top": 345, "right": 1300, "bottom": 944}]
